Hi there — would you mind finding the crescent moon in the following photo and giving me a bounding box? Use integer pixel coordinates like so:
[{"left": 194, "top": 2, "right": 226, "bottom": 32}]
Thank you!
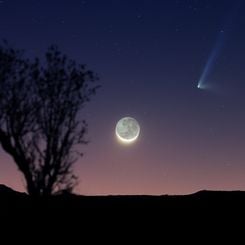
[{"left": 115, "top": 117, "right": 140, "bottom": 144}]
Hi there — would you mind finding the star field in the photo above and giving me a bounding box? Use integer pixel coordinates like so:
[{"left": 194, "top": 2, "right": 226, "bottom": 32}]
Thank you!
[{"left": 0, "top": 0, "right": 245, "bottom": 195}]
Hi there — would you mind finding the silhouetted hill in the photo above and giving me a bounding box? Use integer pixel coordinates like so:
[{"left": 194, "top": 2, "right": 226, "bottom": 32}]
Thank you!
[
  {"left": 0, "top": 184, "right": 26, "bottom": 196},
  {"left": 0, "top": 185, "right": 29, "bottom": 215},
  {"left": 1, "top": 185, "right": 245, "bottom": 216}
]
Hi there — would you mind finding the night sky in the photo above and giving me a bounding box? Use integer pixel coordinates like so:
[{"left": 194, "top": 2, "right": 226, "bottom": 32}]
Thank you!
[{"left": 1, "top": 0, "right": 245, "bottom": 195}]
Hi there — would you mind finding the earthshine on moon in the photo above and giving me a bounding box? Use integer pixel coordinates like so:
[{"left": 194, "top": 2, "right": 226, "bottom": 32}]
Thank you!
[{"left": 115, "top": 117, "right": 140, "bottom": 144}]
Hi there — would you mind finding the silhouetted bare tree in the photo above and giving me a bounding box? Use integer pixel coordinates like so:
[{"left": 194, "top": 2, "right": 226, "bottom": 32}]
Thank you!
[{"left": 0, "top": 42, "right": 99, "bottom": 196}]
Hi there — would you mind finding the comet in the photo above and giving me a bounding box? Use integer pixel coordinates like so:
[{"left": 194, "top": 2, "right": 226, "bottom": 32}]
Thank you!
[
  {"left": 197, "top": 31, "right": 225, "bottom": 90},
  {"left": 197, "top": 1, "right": 242, "bottom": 91}
]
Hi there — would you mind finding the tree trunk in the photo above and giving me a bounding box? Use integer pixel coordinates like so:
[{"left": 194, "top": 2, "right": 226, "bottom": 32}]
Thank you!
[{"left": 25, "top": 176, "right": 40, "bottom": 196}]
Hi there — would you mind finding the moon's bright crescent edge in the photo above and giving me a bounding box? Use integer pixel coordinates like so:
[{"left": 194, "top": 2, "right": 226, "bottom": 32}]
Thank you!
[{"left": 115, "top": 127, "right": 140, "bottom": 143}]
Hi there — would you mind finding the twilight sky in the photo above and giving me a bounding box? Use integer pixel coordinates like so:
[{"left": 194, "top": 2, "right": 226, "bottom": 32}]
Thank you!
[{"left": 1, "top": 0, "right": 245, "bottom": 195}]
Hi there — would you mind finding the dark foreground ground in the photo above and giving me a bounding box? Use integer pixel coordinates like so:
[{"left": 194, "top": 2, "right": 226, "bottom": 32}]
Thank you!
[{"left": 1, "top": 184, "right": 245, "bottom": 214}]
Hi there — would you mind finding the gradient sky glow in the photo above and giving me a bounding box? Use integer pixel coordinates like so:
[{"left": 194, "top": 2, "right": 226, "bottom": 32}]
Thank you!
[{"left": 1, "top": 0, "right": 245, "bottom": 195}]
